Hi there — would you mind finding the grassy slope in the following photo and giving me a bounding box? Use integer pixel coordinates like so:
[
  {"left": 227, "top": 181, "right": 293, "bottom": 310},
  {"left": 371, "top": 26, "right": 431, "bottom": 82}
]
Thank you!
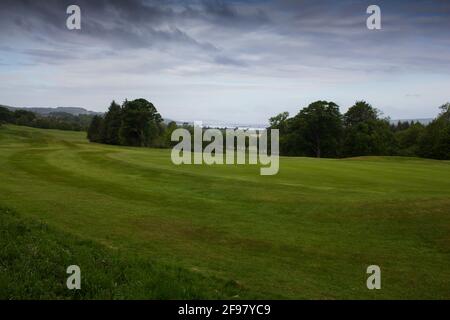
[
  {"left": 0, "top": 206, "right": 246, "bottom": 299},
  {"left": 0, "top": 124, "right": 449, "bottom": 299}
]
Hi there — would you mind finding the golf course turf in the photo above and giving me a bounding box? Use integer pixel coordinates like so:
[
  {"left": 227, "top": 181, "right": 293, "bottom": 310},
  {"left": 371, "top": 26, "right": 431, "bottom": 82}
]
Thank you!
[{"left": 1, "top": 124, "right": 449, "bottom": 299}]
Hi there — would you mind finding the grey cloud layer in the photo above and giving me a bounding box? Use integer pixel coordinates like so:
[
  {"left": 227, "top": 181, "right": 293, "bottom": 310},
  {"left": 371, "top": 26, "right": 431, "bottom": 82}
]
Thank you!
[
  {"left": 1, "top": 0, "right": 449, "bottom": 69},
  {"left": 0, "top": 0, "right": 449, "bottom": 121}
]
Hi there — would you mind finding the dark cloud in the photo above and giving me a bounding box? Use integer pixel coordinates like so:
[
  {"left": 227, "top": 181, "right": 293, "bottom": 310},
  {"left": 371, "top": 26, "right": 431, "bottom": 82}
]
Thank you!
[
  {"left": 214, "top": 55, "right": 248, "bottom": 67},
  {"left": 200, "top": 0, "right": 270, "bottom": 27},
  {"left": 1, "top": 0, "right": 450, "bottom": 121},
  {"left": 1, "top": 0, "right": 449, "bottom": 70},
  {"left": 203, "top": 0, "right": 239, "bottom": 18},
  {"left": 0, "top": 0, "right": 269, "bottom": 52}
]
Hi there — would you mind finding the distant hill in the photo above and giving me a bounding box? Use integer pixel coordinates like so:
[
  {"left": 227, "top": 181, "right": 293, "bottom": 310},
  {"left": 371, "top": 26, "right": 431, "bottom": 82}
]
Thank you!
[
  {"left": 1, "top": 104, "right": 184, "bottom": 126},
  {"left": 1, "top": 105, "right": 102, "bottom": 116}
]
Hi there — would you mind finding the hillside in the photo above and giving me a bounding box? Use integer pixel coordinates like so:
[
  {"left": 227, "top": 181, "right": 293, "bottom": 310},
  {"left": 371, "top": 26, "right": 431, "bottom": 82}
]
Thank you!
[
  {"left": 0, "top": 125, "right": 449, "bottom": 299},
  {"left": 2, "top": 105, "right": 101, "bottom": 116}
]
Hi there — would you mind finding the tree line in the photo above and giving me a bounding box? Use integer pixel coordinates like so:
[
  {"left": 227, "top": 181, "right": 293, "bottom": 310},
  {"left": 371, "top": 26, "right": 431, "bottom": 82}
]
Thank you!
[
  {"left": 89, "top": 98, "right": 449, "bottom": 160},
  {"left": 269, "top": 101, "right": 450, "bottom": 160},
  {"left": 87, "top": 98, "right": 176, "bottom": 148},
  {"left": 0, "top": 106, "right": 94, "bottom": 131},
  {"left": 2, "top": 99, "right": 449, "bottom": 160}
]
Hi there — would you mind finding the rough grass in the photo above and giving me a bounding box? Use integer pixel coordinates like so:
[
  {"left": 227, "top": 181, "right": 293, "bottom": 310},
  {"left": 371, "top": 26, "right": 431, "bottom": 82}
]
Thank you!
[
  {"left": 1, "top": 124, "right": 450, "bottom": 299},
  {"left": 0, "top": 206, "right": 247, "bottom": 299}
]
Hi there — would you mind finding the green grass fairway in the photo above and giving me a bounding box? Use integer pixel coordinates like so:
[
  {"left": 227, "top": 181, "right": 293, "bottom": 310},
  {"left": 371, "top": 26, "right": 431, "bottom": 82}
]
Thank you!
[{"left": 1, "top": 124, "right": 450, "bottom": 299}]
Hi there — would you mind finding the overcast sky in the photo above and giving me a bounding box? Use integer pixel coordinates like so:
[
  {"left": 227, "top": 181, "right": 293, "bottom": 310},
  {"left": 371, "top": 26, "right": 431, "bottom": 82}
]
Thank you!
[{"left": 1, "top": 0, "right": 449, "bottom": 124}]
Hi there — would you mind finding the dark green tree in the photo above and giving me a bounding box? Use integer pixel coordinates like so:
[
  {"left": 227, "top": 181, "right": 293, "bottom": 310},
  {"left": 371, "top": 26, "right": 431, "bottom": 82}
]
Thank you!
[
  {"left": 344, "top": 101, "right": 378, "bottom": 126},
  {"left": 87, "top": 115, "right": 104, "bottom": 143},
  {"left": 102, "top": 101, "right": 122, "bottom": 145},
  {"left": 119, "top": 99, "right": 162, "bottom": 147},
  {"left": 269, "top": 112, "right": 296, "bottom": 155},
  {"left": 269, "top": 112, "right": 290, "bottom": 134},
  {"left": 162, "top": 121, "right": 180, "bottom": 148},
  {"left": 395, "top": 122, "right": 425, "bottom": 156},
  {"left": 418, "top": 103, "right": 450, "bottom": 160},
  {"left": 0, "top": 106, "right": 14, "bottom": 124},
  {"left": 343, "top": 101, "right": 394, "bottom": 157},
  {"left": 292, "top": 101, "right": 343, "bottom": 158},
  {"left": 14, "top": 110, "right": 36, "bottom": 126}
]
